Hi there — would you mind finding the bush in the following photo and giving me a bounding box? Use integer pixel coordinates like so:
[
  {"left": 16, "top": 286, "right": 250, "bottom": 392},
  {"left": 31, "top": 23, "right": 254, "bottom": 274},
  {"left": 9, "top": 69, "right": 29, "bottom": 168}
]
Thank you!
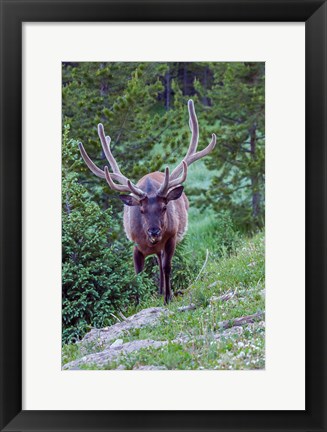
[{"left": 62, "top": 127, "right": 153, "bottom": 344}]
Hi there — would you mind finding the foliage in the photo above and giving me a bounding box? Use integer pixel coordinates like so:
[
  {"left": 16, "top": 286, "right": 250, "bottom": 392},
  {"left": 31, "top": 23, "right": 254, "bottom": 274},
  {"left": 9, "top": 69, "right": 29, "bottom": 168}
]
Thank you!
[
  {"left": 187, "top": 207, "right": 239, "bottom": 262},
  {"left": 62, "top": 232, "right": 265, "bottom": 370},
  {"left": 202, "top": 62, "right": 265, "bottom": 230},
  {"left": 62, "top": 126, "right": 154, "bottom": 344}
]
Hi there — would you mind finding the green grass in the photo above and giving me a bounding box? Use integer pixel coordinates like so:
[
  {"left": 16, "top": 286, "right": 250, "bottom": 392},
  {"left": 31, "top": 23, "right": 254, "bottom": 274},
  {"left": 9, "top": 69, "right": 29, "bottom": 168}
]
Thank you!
[
  {"left": 187, "top": 208, "right": 223, "bottom": 260},
  {"left": 62, "top": 231, "right": 265, "bottom": 370}
]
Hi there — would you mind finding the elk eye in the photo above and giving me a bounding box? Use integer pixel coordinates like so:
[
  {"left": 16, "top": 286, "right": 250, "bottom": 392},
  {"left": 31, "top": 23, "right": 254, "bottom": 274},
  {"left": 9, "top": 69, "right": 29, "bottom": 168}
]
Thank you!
[
  {"left": 162, "top": 206, "right": 167, "bottom": 212},
  {"left": 140, "top": 208, "right": 144, "bottom": 214}
]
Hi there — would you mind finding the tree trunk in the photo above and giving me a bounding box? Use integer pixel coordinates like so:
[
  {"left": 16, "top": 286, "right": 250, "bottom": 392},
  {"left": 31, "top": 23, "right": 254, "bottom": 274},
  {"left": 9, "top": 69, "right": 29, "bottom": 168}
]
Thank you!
[
  {"left": 251, "top": 177, "right": 260, "bottom": 220},
  {"left": 183, "top": 62, "right": 188, "bottom": 95},
  {"left": 202, "top": 66, "right": 209, "bottom": 106},
  {"left": 250, "top": 123, "right": 261, "bottom": 222},
  {"left": 99, "top": 63, "right": 108, "bottom": 96},
  {"left": 165, "top": 67, "right": 171, "bottom": 110}
]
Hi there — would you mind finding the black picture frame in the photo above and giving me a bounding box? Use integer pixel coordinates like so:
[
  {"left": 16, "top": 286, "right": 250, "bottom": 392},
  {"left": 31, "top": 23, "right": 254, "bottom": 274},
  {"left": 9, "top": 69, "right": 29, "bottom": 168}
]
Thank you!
[{"left": 0, "top": 1, "right": 326, "bottom": 431}]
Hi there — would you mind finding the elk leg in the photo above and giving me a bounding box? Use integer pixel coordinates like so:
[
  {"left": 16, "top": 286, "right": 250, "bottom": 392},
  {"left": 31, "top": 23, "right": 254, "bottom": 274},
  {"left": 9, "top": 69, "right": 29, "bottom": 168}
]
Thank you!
[
  {"left": 133, "top": 247, "right": 145, "bottom": 274},
  {"left": 157, "top": 252, "right": 164, "bottom": 295},
  {"left": 163, "top": 237, "right": 176, "bottom": 304}
]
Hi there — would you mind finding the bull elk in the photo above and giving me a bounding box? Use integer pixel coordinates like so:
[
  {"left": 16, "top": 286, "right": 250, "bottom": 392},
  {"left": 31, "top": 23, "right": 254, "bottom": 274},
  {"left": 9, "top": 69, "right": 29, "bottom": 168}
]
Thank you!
[{"left": 78, "top": 100, "right": 216, "bottom": 303}]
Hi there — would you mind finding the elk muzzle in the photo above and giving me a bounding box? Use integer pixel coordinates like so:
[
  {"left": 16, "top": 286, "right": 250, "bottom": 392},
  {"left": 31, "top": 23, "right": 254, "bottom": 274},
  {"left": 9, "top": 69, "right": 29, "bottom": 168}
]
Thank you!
[{"left": 147, "top": 227, "right": 162, "bottom": 244}]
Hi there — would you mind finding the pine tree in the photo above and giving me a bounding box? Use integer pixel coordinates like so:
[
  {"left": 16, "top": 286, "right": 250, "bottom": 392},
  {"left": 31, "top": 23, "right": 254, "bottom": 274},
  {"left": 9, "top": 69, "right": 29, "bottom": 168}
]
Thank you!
[{"left": 198, "top": 62, "right": 265, "bottom": 230}]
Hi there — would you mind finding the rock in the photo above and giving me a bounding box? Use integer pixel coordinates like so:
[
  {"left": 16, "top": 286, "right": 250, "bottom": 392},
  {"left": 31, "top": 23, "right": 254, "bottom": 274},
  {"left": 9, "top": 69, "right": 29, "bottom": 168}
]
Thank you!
[
  {"left": 63, "top": 339, "right": 168, "bottom": 370},
  {"left": 210, "top": 290, "right": 237, "bottom": 304},
  {"left": 178, "top": 303, "right": 196, "bottom": 312},
  {"left": 221, "top": 326, "right": 243, "bottom": 337},
  {"left": 214, "top": 320, "right": 265, "bottom": 340},
  {"left": 110, "top": 339, "right": 123, "bottom": 348},
  {"left": 173, "top": 333, "right": 190, "bottom": 344},
  {"left": 116, "top": 364, "right": 126, "bottom": 370},
  {"left": 133, "top": 365, "right": 167, "bottom": 370},
  {"left": 62, "top": 307, "right": 265, "bottom": 370},
  {"left": 217, "top": 312, "right": 264, "bottom": 330},
  {"left": 79, "top": 307, "right": 168, "bottom": 353},
  {"left": 208, "top": 280, "right": 222, "bottom": 288}
]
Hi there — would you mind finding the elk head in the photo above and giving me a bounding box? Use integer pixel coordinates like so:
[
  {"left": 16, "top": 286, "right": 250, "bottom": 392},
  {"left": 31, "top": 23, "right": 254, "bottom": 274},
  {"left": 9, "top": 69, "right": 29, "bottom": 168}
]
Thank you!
[{"left": 119, "top": 175, "right": 186, "bottom": 245}]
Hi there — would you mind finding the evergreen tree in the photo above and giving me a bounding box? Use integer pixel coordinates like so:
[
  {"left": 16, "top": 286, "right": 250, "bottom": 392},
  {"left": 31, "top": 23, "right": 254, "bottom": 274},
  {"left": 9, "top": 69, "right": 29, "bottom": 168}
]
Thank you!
[{"left": 199, "top": 62, "right": 265, "bottom": 230}]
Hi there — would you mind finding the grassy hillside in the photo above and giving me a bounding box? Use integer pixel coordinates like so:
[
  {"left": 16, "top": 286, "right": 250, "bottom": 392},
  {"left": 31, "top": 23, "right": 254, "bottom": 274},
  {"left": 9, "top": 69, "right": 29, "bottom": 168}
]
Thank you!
[{"left": 62, "top": 231, "right": 265, "bottom": 370}]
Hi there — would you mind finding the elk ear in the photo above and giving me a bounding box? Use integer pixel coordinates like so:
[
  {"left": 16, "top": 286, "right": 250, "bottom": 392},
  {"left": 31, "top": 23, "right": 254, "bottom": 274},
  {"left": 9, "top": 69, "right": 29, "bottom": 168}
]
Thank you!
[
  {"left": 165, "top": 186, "right": 184, "bottom": 202},
  {"left": 119, "top": 195, "right": 141, "bottom": 207}
]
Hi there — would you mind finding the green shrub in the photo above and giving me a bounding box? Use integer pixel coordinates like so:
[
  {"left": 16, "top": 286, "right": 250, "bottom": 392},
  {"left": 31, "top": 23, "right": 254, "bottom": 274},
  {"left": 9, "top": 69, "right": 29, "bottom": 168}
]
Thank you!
[{"left": 62, "top": 126, "right": 153, "bottom": 344}]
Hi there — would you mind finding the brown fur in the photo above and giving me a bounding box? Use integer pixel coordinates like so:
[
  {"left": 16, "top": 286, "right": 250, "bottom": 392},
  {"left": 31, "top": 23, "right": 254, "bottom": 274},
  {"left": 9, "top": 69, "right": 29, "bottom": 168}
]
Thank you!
[
  {"left": 122, "top": 172, "right": 189, "bottom": 303},
  {"left": 123, "top": 172, "right": 189, "bottom": 251}
]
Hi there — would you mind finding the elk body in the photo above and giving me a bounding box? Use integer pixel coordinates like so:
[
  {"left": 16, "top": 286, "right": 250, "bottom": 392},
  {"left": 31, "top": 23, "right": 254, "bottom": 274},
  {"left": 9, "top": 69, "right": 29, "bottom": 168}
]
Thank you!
[{"left": 78, "top": 100, "right": 216, "bottom": 303}]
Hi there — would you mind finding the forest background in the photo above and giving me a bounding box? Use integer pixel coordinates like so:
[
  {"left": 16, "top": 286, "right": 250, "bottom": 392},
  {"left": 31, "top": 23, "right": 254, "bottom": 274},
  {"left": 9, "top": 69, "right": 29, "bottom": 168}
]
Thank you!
[{"left": 62, "top": 61, "right": 265, "bottom": 346}]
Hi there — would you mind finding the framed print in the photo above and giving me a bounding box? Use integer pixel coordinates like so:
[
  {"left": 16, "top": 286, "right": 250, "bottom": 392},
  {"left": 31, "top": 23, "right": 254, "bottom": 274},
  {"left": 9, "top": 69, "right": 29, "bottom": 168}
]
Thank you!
[{"left": 0, "top": 0, "right": 326, "bottom": 431}]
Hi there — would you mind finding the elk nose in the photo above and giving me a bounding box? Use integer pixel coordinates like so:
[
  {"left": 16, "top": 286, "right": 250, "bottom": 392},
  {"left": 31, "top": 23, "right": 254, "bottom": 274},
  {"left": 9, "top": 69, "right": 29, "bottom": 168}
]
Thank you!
[{"left": 148, "top": 228, "right": 161, "bottom": 237}]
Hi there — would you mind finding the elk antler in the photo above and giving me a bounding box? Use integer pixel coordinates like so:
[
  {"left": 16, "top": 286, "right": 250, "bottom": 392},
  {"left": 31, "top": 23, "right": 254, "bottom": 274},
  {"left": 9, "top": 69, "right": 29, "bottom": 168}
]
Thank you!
[
  {"left": 157, "top": 99, "right": 216, "bottom": 196},
  {"left": 157, "top": 161, "right": 188, "bottom": 197},
  {"left": 78, "top": 124, "right": 146, "bottom": 198},
  {"left": 170, "top": 100, "right": 216, "bottom": 181}
]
